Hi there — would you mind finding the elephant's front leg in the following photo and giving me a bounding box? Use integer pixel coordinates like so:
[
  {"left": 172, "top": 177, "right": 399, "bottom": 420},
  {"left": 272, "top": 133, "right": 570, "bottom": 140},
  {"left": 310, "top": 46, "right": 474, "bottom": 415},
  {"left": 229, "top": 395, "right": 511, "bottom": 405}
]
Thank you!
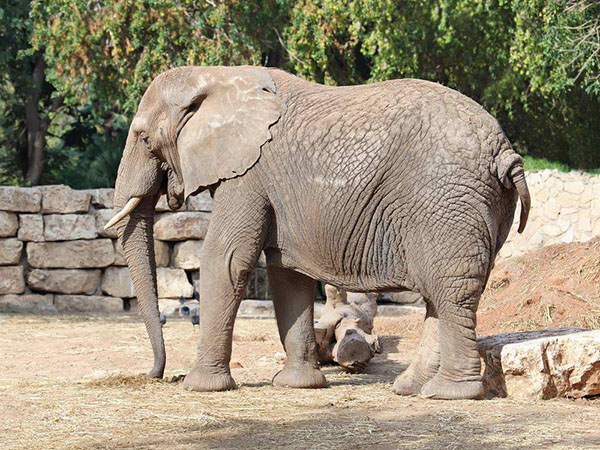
[
  {"left": 183, "top": 227, "right": 262, "bottom": 392},
  {"left": 268, "top": 266, "right": 327, "bottom": 388}
]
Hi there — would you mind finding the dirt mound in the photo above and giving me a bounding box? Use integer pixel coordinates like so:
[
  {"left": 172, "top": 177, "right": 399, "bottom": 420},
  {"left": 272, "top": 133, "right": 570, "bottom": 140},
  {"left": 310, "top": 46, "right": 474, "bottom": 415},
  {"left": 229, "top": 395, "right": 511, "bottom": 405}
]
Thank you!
[{"left": 478, "top": 237, "right": 600, "bottom": 335}]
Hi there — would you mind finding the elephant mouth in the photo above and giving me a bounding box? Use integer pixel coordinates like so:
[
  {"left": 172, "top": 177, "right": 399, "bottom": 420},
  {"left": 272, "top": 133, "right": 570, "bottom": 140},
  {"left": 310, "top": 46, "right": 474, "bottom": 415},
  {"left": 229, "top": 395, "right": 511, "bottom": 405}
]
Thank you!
[{"left": 166, "top": 168, "right": 184, "bottom": 210}]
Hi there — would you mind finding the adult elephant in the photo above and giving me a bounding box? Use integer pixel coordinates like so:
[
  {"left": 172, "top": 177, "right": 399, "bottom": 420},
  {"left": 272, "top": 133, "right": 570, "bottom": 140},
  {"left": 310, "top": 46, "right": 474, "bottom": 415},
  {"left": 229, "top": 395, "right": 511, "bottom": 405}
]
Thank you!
[{"left": 105, "top": 66, "right": 530, "bottom": 400}]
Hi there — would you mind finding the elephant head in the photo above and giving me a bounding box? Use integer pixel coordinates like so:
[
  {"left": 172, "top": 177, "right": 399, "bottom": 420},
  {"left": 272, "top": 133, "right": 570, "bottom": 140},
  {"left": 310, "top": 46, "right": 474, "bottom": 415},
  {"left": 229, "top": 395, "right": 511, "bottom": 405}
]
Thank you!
[{"left": 105, "top": 66, "right": 283, "bottom": 378}]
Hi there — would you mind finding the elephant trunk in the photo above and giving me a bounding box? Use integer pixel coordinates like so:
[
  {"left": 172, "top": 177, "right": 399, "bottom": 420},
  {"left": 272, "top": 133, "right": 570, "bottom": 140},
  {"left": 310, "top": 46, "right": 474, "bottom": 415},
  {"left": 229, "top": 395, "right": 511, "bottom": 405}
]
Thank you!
[{"left": 116, "top": 195, "right": 165, "bottom": 378}]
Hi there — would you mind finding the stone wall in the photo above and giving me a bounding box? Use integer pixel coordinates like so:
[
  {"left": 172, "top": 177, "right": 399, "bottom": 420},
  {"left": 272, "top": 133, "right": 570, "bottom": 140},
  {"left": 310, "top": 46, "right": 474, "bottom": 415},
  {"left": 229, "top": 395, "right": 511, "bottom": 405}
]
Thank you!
[
  {"left": 1, "top": 169, "right": 599, "bottom": 313},
  {"left": 498, "top": 170, "right": 600, "bottom": 260},
  {"left": 0, "top": 185, "right": 268, "bottom": 313}
]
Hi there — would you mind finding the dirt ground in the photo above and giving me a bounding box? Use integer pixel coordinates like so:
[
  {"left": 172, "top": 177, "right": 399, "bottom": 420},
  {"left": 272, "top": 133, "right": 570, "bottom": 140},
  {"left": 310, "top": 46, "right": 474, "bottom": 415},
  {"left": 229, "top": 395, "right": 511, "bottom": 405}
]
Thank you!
[{"left": 1, "top": 313, "right": 598, "bottom": 450}]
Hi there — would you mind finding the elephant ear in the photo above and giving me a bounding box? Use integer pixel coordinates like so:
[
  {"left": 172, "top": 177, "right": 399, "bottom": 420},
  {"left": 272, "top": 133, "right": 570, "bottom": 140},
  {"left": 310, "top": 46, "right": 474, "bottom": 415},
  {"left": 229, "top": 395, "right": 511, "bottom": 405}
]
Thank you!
[{"left": 176, "top": 66, "right": 284, "bottom": 198}]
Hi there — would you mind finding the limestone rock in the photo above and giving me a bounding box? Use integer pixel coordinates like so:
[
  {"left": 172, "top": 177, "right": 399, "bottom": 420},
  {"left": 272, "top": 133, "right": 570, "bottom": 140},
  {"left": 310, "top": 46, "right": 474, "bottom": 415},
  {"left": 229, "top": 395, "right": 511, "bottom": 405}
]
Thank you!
[
  {"left": 0, "top": 211, "right": 18, "bottom": 237},
  {"left": 95, "top": 209, "right": 118, "bottom": 238},
  {"left": 0, "top": 294, "right": 56, "bottom": 313},
  {"left": 54, "top": 295, "right": 123, "bottom": 313},
  {"left": 157, "top": 268, "right": 193, "bottom": 298},
  {"left": 154, "top": 212, "right": 210, "bottom": 241},
  {"left": 27, "top": 240, "right": 115, "bottom": 268},
  {"left": 186, "top": 191, "right": 213, "bottom": 212},
  {"left": 101, "top": 267, "right": 135, "bottom": 298},
  {"left": 41, "top": 185, "right": 91, "bottom": 213},
  {"left": 0, "top": 266, "right": 25, "bottom": 294},
  {"left": 18, "top": 214, "right": 44, "bottom": 241},
  {"left": 0, "top": 187, "right": 40, "bottom": 212},
  {"left": 0, "top": 238, "right": 23, "bottom": 265},
  {"left": 27, "top": 269, "right": 101, "bottom": 295},
  {"left": 101, "top": 266, "right": 193, "bottom": 299},
  {"left": 112, "top": 239, "right": 169, "bottom": 267},
  {"left": 84, "top": 188, "right": 114, "bottom": 209},
  {"left": 43, "top": 214, "right": 97, "bottom": 241},
  {"left": 478, "top": 328, "right": 600, "bottom": 399},
  {"left": 172, "top": 240, "right": 203, "bottom": 269},
  {"left": 384, "top": 291, "right": 425, "bottom": 305}
]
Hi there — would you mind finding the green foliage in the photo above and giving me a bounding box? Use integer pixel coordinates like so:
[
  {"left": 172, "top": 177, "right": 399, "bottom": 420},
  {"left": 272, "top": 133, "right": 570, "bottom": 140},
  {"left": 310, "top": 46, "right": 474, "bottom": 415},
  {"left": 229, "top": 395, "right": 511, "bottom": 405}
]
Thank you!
[{"left": 0, "top": 1, "right": 599, "bottom": 188}]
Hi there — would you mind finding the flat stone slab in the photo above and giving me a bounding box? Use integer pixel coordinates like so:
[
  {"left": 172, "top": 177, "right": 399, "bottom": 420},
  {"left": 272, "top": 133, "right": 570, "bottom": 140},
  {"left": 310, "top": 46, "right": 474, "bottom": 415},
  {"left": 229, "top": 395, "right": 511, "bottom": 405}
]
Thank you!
[
  {"left": 18, "top": 214, "right": 43, "bottom": 241},
  {"left": 43, "top": 214, "right": 97, "bottom": 241},
  {"left": 27, "top": 269, "right": 101, "bottom": 295},
  {"left": 54, "top": 295, "right": 123, "bottom": 313},
  {"left": 41, "top": 185, "right": 91, "bottom": 214},
  {"left": 0, "top": 266, "right": 25, "bottom": 294},
  {"left": 27, "top": 240, "right": 115, "bottom": 268},
  {"left": 0, "top": 187, "right": 40, "bottom": 212},
  {"left": 0, "top": 238, "right": 23, "bottom": 265},
  {"left": 0, "top": 211, "right": 18, "bottom": 237},
  {"left": 0, "top": 294, "right": 56, "bottom": 313},
  {"left": 154, "top": 212, "right": 210, "bottom": 241},
  {"left": 478, "top": 328, "right": 600, "bottom": 399}
]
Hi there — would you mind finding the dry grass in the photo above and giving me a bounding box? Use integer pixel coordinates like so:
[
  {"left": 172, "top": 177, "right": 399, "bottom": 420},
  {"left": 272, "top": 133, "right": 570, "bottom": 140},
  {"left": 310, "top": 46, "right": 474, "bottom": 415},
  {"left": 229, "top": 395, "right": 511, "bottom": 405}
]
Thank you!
[{"left": 1, "top": 314, "right": 598, "bottom": 449}]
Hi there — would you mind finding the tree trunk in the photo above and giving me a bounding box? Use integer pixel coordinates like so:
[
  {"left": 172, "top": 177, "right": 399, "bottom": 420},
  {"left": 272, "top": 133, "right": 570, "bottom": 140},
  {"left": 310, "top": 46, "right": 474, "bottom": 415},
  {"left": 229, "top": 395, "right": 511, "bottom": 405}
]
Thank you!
[{"left": 24, "top": 57, "right": 47, "bottom": 185}]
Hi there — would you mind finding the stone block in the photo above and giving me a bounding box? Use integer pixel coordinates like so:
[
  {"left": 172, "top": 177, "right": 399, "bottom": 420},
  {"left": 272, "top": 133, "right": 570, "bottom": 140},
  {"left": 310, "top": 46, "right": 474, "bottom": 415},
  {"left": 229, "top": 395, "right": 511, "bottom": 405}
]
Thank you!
[
  {"left": 478, "top": 328, "right": 600, "bottom": 399},
  {"left": 0, "top": 294, "right": 56, "bottom": 313},
  {"left": 0, "top": 187, "right": 40, "bottom": 212},
  {"left": 113, "top": 239, "right": 169, "bottom": 267},
  {"left": 18, "top": 214, "right": 43, "bottom": 241},
  {"left": 0, "top": 211, "right": 18, "bottom": 237},
  {"left": 41, "top": 185, "right": 91, "bottom": 214},
  {"left": 83, "top": 188, "right": 114, "bottom": 209},
  {"left": 186, "top": 191, "right": 213, "bottom": 212},
  {"left": 172, "top": 240, "right": 203, "bottom": 269},
  {"left": 0, "top": 238, "right": 23, "bottom": 265},
  {"left": 101, "top": 266, "right": 135, "bottom": 298},
  {"left": 27, "top": 269, "right": 101, "bottom": 295},
  {"left": 154, "top": 212, "right": 210, "bottom": 241},
  {"left": 237, "top": 299, "right": 275, "bottom": 318},
  {"left": 95, "top": 209, "right": 118, "bottom": 238},
  {"left": 0, "top": 266, "right": 25, "bottom": 294},
  {"left": 54, "top": 295, "right": 123, "bottom": 313},
  {"left": 158, "top": 268, "right": 193, "bottom": 298},
  {"left": 43, "top": 214, "right": 97, "bottom": 241},
  {"left": 27, "top": 240, "right": 115, "bottom": 268}
]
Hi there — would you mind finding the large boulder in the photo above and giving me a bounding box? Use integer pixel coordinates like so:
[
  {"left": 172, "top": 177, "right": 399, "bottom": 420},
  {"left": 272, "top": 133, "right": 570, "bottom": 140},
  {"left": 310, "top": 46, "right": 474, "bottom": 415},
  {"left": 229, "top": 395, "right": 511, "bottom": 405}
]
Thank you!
[
  {"left": 83, "top": 188, "right": 115, "bottom": 209},
  {"left": 41, "top": 185, "right": 91, "bottom": 214},
  {"left": 43, "top": 214, "right": 97, "bottom": 241},
  {"left": 0, "top": 294, "right": 56, "bottom": 313},
  {"left": 0, "top": 266, "right": 25, "bottom": 294},
  {"left": 54, "top": 295, "right": 123, "bottom": 312},
  {"left": 0, "top": 238, "right": 23, "bottom": 265},
  {"left": 17, "top": 214, "right": 44, "bottom": 241},
  {"left": 27, "top": 269, "right": 101, "bottom": 295},
  {"left": 154, "top": 212, "right": 210, "bottom": 241},
  {"left": 101, "top": 266, "right": 135, "bottom": 298},
  {"left": 112, "top": 239, "right": 169, "bottom": 267},
  {"left": 27, "top": 240, "right": 115, "bottom": 268},
  {"left": 172, "top": 240, "right": 203, "bottom": 269},
  {"left": 0, "top": 187, "right": 40, "bottom": 212},
  {"left": 0, "top": 211, "right": 18, "bottom": 237},
  {"left": 95, "top": 209, "right": 118, "bottom": 238},
  {"left": 186, "top": 191, "right": 213, "bottom": 212},
  {"left": 478, "top": 328, "right": 600, "bottom": 399}
]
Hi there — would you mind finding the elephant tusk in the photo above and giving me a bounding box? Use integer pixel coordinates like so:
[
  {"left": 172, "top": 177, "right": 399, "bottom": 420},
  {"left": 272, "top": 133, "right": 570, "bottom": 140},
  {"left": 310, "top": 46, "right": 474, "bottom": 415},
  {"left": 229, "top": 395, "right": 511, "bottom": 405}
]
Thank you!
[{"left": 104, "top": 197, "right": 142, "bottom": 230}]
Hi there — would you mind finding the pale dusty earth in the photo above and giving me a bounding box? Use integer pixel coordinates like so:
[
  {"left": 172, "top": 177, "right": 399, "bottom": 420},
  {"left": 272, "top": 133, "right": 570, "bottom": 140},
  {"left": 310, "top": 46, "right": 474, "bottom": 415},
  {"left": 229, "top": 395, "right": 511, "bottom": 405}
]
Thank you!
[{"left": 1, "top": 314, "right": 598, "bottom": 450}]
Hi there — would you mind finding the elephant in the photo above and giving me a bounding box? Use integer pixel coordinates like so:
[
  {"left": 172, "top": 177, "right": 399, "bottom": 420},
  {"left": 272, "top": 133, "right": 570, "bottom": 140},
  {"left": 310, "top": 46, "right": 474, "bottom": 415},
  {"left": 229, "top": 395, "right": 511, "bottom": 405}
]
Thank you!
[{"left": 105, "top": 65, "right": 530, "bottom": 400}]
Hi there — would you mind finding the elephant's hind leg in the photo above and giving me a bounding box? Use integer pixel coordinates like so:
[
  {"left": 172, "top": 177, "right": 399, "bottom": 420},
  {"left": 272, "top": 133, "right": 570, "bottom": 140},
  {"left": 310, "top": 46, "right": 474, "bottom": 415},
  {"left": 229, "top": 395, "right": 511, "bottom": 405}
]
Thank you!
[
  {"left": 268, "top": 266, "right": 327, "bottom": 388},
  {"left": 419, "top": 275, "right": 485, "bottom": 400},
  {"left": 393, "top": 302, "right": 440, "bottom": 396}
]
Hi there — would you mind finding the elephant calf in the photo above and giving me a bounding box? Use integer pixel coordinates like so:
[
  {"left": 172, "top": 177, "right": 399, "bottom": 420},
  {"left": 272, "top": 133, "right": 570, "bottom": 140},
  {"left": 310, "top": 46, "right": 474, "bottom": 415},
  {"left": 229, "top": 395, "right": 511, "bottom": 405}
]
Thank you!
[{"left": 106, "top": 65, "right": 530, "bottom": 400}]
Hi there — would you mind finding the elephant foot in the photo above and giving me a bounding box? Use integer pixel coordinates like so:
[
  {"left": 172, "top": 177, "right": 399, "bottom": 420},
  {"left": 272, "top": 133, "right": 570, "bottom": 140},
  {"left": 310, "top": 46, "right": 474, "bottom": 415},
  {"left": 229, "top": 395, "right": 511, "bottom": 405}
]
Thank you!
[
  {"left": 420, "top": 375, "right": 484, "bottom": 400},
  {"left": 272, "top": 364, "right": 327, "bottom": 389},
  {"left": 148, "top": 367, "right": 164, "bottom": 379},
  {"left": 183, "top": 366, "right": 237, "bottom": 392},
  {"left": 393, "top": 370, "right": 428, "bottom": 396}
]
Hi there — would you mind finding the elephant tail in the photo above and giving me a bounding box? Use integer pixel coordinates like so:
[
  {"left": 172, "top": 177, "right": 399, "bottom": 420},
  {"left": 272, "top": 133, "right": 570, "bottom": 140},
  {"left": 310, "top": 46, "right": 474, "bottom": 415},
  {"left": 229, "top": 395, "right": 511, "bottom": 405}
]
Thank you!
[{"left": 494, "top": 147, "right": 531, "bottom": 234}]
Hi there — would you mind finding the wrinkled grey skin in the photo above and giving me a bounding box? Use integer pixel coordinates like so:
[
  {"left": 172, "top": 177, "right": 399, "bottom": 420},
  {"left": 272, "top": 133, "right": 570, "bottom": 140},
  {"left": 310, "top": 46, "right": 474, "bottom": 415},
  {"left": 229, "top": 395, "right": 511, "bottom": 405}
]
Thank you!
[{"left": 112, "top": 66, "right": 530, "bottom": 400}]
